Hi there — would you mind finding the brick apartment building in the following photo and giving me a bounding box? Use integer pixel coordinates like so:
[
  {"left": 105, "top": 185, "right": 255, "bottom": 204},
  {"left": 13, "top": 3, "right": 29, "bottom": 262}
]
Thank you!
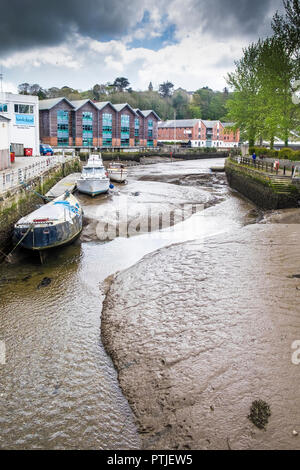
[
  {"left": 39, "top": 98, "right": 160, "bottom": 149},
  {"left": 158, "top": 119, "right": 240, "bottom": 148}
]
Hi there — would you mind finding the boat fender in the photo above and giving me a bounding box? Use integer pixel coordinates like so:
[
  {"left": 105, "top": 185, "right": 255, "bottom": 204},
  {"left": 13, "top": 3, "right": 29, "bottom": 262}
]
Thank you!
[{"left": 109, "top": 184, "right": 114, "bottom": 189}]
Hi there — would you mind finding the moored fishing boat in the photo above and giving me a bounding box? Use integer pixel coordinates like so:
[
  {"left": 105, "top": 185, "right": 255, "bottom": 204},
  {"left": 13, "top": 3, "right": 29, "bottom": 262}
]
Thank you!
[
  {"left": 77, "top": 154, "right": 110, "bottom": 196},
  {"left": 107, "top": 162, "right": 128, "bottom": 183},
  {"left": 14, "top": 192, "right": 83, "bottom": 251}
]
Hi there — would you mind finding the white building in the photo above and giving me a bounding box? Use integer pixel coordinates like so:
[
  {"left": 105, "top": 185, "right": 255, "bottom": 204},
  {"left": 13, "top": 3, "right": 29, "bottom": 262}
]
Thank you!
[
  {"left": 0, "top": 92, "right": 40, "bottom": 156},
  {"left": 0, "top": 114, "right": 10, "bottom": 170}
]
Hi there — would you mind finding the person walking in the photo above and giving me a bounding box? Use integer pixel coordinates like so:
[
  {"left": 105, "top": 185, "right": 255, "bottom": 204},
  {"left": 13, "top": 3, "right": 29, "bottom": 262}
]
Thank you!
[{"left": 252, "top": 151, "right": 257, "bottom": 166}]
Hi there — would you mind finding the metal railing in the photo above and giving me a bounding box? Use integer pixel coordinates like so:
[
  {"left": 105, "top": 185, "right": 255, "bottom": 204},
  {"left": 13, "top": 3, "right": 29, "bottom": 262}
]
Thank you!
[
  {"left": 230, "top": 155, "right": 294, "bottom": 179},
  {"left": 0, "top": 155, "right": 75, "bottom": 195}
]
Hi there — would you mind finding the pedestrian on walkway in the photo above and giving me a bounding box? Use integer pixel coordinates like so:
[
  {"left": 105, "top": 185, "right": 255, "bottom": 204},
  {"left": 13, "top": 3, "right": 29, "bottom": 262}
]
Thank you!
[{"left": 252, "top": 151, "right": 257, "bottom": 165}]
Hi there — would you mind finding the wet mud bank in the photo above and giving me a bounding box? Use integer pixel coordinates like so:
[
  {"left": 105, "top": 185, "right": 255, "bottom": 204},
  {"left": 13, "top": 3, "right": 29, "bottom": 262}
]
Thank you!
[{"left": 101, "top": 223, "right": 300, "bottom": 450}]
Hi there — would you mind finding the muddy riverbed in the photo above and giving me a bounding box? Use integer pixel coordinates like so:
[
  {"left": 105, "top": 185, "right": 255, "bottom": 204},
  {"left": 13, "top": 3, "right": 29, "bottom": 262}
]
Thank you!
[{"left": 1, "top": 158, "right": 299, "bottom": 449}]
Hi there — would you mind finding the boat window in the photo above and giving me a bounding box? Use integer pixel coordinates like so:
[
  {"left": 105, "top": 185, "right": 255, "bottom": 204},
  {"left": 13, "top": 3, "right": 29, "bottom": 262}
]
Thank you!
[
  {"left": 83, "top": 167, "right": 94, "bottom": 174},
  {"left": 94, "top": 168, "right": 105, "bottom": 175}
]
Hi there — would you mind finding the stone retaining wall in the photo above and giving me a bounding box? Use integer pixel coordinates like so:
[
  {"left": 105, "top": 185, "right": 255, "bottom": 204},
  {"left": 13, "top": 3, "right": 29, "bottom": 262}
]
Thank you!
[{"left": 225, "top": 160, "right": 299, "bottom": 210}]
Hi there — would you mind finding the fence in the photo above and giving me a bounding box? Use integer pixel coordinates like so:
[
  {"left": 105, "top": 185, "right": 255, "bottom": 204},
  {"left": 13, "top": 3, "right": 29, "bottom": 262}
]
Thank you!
[
  {"left": 0, "top": 155, "right": 75, "bottom": 195},
  {"left": 230, "top": 156, "right": 297, "bottom": 179}
]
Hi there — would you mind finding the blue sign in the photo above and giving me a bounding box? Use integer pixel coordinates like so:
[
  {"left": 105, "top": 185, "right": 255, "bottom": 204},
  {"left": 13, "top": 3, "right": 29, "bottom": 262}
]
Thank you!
[{"left": 15, "top": 114, "right": 35, "bottom": 126}]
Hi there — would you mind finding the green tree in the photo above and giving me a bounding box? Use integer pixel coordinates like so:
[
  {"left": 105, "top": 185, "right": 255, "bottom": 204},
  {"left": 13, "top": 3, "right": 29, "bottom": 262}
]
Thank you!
[
  {"left": 18, "top": 83, "right": 30, "bottom": 95},
  {"left": 113, "top": 77, "right": 130, "bottom": 92},
  {"left": 172, "top": 91, "right": 189, "bottom": 119},
  {"left": 159, "top": 81, "right": 174, "bottom": 98},
  {"left": 226, "top": 42, "right": 262, "bottom": 147},
  {"left": 272, "top": 0, "right": 300, "bottom": 61}
]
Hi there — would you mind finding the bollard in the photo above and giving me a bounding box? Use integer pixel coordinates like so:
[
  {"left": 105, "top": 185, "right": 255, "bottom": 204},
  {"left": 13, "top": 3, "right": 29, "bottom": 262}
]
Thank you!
[{"left": 283, "top": 166, "right": 286, "bottom": 175}]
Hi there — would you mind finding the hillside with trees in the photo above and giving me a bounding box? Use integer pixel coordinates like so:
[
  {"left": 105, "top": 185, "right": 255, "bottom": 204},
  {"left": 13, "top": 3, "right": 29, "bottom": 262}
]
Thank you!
[{"left": 17, "top": 80, "right": 231, "bottom": 122}]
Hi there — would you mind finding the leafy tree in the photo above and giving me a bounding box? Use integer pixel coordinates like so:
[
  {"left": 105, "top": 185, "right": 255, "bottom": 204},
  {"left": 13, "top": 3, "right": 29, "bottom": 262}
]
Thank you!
[
  {"left": 29, "top": 83, "right": 47, "bottom": 99},
  {"left": 159, "top": 81, "right": 174, "bottom": 98},
  {"left": 226, "top": 42, "right": 262, "bottom": 147},
  {"left": 188, "top": 93, "right": 202, "bottom": 118},
  {"left": 257, "top": 37, "right": 299, "bottom": 147},
  {"left": 172, "top": 91, "right": 189, "bottom": 119},
  {"left": 113, "top": 77, "right": 130, "bottom": 92},
  {"left": 18, "top": 83, "right": 30, "bottom": 95},
  {"left": 272, "top": 0, "right": 300, "bottom": 61}
]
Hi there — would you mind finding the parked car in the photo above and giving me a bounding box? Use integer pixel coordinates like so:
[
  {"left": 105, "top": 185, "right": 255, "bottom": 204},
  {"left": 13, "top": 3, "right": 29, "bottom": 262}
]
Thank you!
[{"left": 40, "top": 144, "right": 54, "bottom": 156}]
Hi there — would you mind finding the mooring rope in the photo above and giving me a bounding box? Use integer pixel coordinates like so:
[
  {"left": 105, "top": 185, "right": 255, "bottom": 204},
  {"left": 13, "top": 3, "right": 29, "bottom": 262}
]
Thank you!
[{"left": 1, "top": 225, "right": 33, "bottom": 261}]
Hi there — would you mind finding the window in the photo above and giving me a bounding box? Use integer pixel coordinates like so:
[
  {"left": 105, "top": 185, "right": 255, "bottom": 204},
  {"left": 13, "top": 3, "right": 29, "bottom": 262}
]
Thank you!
[
  {"left": 83, "top": 124, "right": 93, "bottom": 132},
  {"left": 103, "top": 113, "right": 112, "bottom": 127},
  {"left": 121, "top": 138, "right": 130, "bottom": 147},
  {"left": 82, "top": 112, "right": 93, "bottom": 123},
  {"left": 134, "top": 118, "right": 139, "bottom": 129},
  {"left": 147, "top": 140, "right": 154, "bottom": 147},
  {"left": 57, "top": 110, "right": 69, "bottom": 123},
  {"left": 14, "top": 104, "right": 34, "bottom": 114},
  {"left": 148, "top": 129, "right": 153, "bottom": 138},
  {"left": 0, "top": 103, "right": 8, "bottom": 112},
  {"left": 58, "top": 124, "right": 68, "bottom": 131},
  {"left": 121, "top": 114, "right": 130, "bottom": 130},
  {"left": 57, "top": 137, "right": 69, "bottom": 146},
  {"left": 135, "top": 128, "right": 139, "bottom": 137},
  {"left": 83, "top": 137, "right": 93, "bottom": 147},
  {"left": 148, "top": 119, "right": 153, "bottom": 128},
  {"left": 102, "top": 138, "right": 112, "bottom": 147}
]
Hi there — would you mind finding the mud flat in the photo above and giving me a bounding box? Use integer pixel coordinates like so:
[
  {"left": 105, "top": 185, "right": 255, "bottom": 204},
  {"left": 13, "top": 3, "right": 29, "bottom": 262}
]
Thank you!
[{"left": 102, "top": 223, "right": 300, "bottom": 450}]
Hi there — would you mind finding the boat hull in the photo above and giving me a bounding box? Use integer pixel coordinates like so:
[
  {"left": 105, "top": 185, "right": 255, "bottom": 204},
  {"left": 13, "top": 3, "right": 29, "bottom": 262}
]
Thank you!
[
  {"left": 14, "top": 215, "right": 83, "bottom": 251},
  {"left": 77, "top": 178, "right": 110, "bottom": 196},
  {"left": 108, "top": 170, "right": 128, "bottom": 183}
]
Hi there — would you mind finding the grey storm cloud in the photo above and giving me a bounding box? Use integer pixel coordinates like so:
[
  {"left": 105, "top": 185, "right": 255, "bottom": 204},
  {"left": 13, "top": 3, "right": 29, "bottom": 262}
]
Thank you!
[
  {"left": 0, "top": 0, "right": 144, "bottom": 55},
  {"left": 195, "top": 0, "right": 282, "bottom": 37},
  {"left": 0, "top": 0, "right": 282, "bottom": 57}
]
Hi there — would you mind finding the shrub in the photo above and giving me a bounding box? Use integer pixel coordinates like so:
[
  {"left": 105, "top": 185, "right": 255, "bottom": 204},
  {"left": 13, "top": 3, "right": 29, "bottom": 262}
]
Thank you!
[{"left": 279, "top": 147, "right": 294, "bottom": 159}]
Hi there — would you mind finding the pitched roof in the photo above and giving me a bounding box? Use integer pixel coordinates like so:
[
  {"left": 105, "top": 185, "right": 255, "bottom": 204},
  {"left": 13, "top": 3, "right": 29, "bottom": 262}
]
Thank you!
[
  {"left": 158, "top": 119, "right": 199, "bottom": 128},
  {"left": 140, "top": 110, "right": 161, "bottom": 120},
  {"left": 0, "top": 114, "right": 10, "bottom": 121},
  {"left": 202, "top": 120, "right": 219, "bottom": 128},
  {"left": 94, "top": 101, "right": 115, "bottom": 111},
  {"left": 39, "top": 97, "right": 74, "bottom": 110},
  {"left": 70, "top": 99, "right": 98, "bottom": 110},
  {"left": 222, "top": 122, "right": 235, "bottom": 128},
  {"left": 113, "top": 103, "right": 137, "bottom": 115}
]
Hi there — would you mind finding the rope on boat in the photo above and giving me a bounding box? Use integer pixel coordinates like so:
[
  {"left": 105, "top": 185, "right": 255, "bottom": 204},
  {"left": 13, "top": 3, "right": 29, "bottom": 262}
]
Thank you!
[
  {"left": 21, "top": 182, "right": 52, "bottom": 202},
  {"left": 1, "top": 225, "right": 33, "bottom": 261}
]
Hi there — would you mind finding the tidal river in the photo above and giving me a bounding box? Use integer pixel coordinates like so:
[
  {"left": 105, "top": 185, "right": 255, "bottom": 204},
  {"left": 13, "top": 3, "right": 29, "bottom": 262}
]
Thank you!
[{"left": 0, "top": 158, "right": 299, "bottom": 450}]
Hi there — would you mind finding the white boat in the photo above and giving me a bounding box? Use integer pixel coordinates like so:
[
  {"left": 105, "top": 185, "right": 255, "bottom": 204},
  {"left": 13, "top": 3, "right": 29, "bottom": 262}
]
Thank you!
[
  {"left": 107, "top": 162, "right": 128, "bottom": 183},
  {"left": 77, "top": 154, "right": 110, "bottom": 196},
  {"left": 14, "top": 192, "right": 83, "bottom": 251}
]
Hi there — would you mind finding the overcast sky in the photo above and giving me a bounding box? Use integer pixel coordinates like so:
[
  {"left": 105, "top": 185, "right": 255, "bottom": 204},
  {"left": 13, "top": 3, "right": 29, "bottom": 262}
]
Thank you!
[{"left": 0, "top": 0, "right": 284, "bottom": 93}]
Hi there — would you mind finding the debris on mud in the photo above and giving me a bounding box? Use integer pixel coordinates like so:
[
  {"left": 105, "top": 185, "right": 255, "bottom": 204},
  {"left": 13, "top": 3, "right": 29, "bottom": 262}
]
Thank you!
[
  {"left": 37, "top": 277, "right": 52, "bottom": 289},
  {"left": 248, "top": 400, "right": 271, "bottom": 430}
]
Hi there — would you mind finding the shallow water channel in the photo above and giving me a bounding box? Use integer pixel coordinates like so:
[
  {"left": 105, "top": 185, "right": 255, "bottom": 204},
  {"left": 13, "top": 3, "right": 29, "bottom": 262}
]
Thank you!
[{"left": 0, "top": 158, "right": 258, "bottom": 449}]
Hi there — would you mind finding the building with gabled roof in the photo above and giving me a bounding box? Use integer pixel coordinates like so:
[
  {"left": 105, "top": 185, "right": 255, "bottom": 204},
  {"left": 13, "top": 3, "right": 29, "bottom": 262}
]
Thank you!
[
  {"left": 39, "top": 98, "right": 160, "bottom": 149},
  {"left": 158, "top": 119, "right": 240, "bottom": 148}
]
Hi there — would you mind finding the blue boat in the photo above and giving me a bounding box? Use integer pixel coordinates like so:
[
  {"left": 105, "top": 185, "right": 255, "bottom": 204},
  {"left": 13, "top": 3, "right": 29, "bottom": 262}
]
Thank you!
[{"left": 14, "top": 192, "right": 83, "bottom": 251}]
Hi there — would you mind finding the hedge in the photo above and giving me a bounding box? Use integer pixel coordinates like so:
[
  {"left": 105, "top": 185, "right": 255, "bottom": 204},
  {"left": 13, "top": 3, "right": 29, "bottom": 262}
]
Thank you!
[{"left": 249, "top": 146, "right": 300, "bottom": 161}]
